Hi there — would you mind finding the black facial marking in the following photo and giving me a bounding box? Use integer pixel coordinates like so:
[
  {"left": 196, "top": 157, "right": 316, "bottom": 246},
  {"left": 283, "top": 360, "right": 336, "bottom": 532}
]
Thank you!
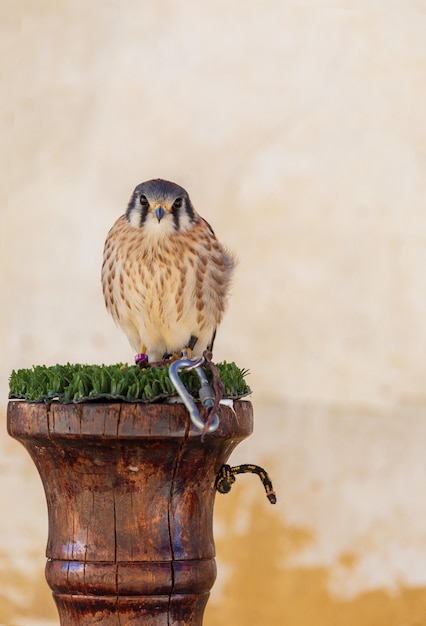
[
  {"left": 185, "top": 199, "right": 196, "bottom": 223},
  {"left": 171, "top": 204, "right": 180, "bottom": 230},
  {"left": 171, "top": 196, "right": 197, "bottom": 230},
  {"left": 125, "top": 191, "right": 137, "bottom": 221},
  {"left": 125, "top": 191, "right": 150, "bottom": 227},
  {"left": 139, "top": 203, "right": 149, "bottom": 226},
  {"left": 139, "top": 194, "right": 150, "bottom": 226}
]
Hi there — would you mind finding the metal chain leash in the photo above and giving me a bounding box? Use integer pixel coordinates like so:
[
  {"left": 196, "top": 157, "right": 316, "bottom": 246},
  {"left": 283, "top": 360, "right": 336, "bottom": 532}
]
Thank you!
[{"left": 167, "top": 350, "right": 223, "bottom": 436}]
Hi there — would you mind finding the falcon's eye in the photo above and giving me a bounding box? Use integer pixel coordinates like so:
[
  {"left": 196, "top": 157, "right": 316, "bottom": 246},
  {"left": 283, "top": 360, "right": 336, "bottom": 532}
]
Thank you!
[
  {"left": 139, "top": 195, "right": 149, "bottom": 207},
  {"left": 173, "top": 198, "right": 183, "bottom": 209}
]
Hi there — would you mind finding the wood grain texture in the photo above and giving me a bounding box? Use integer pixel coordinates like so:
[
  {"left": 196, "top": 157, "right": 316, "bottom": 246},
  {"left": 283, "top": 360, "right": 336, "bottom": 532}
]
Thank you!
[{"left": 7, "top": 400, "right": 253, "bottom": 625}]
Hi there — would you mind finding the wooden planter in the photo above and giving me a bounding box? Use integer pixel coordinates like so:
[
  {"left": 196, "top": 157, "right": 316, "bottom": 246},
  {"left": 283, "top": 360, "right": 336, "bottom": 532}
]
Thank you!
[{"left": 7, "top": 400, "right": 253, "bottom": 626}]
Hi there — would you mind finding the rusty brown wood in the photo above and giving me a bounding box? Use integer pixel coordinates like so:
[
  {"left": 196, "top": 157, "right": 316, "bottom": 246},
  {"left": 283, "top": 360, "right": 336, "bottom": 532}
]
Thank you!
[{"left": 7, "top": 400, "right": 253, "bottom": 625}]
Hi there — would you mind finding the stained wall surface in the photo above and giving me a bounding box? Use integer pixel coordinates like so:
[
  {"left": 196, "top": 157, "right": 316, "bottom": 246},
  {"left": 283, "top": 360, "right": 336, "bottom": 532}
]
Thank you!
[{"left": 2, "top": 2, "right": 426, "bottom": 624}]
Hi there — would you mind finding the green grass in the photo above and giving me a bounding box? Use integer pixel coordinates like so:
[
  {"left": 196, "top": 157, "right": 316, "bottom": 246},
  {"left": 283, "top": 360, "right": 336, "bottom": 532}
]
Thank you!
[{"left": 9, "top": 362, "right": 251, "bottom": 404}]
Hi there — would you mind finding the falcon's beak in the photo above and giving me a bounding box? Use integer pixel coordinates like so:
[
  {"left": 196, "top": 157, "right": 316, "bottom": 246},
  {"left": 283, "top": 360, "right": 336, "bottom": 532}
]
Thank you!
[{"left": 154, "top": 205, "right": 166, "bottom": 222}]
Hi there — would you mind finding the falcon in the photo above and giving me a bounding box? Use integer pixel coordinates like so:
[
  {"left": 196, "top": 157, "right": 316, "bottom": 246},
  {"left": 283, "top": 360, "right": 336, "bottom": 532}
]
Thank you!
[{"left": 102, "top": 178, "right": 235, "bottom": 363}]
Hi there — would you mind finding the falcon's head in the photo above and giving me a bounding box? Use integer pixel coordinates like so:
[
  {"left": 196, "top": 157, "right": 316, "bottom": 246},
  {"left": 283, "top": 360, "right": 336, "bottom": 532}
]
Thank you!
[{"left": 126, "top": 179, "right": 198, "bottom": 235}]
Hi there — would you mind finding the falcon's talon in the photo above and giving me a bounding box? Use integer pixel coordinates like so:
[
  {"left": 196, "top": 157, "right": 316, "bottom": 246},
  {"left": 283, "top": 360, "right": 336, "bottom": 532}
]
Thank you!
[
  {"left": 180, "top": 347, "right": 192, "bottom": 359},
  {"left": 162, "top": 352, "right": 179, "bottom": 362}
]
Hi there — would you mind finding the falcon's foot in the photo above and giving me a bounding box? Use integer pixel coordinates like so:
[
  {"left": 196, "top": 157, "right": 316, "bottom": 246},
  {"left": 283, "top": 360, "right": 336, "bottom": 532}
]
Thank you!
[
  {"left": 180, "top": 335, "right": 199, "bottom": 359},
  {"left": 161, "top": 352, "right": 180, "bottom": 362},
  {"left": 180, "top": 347, "right": 192, "bottom": 359}
]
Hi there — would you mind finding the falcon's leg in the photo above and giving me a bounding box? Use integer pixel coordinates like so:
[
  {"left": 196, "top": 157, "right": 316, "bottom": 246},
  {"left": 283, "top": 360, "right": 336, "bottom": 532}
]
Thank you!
[{"left": 180, "top": 335, "right": 199, "bottom": 359}]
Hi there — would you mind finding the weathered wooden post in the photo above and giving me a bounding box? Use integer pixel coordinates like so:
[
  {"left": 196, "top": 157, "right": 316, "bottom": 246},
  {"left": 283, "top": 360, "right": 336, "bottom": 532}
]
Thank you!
[{"left": 7, "top": 398, "right": 253, "bottom": 625}]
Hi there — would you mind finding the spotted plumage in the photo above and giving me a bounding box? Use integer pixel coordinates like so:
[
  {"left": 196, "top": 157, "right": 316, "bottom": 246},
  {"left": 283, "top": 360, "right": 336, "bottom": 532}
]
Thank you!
[{"left": 102, "top": 179, "right": 235, "bottom": 362}]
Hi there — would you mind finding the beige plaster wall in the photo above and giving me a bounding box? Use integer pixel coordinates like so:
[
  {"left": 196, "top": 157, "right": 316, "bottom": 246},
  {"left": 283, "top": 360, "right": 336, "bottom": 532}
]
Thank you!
[{"left": 1, "top": 1, "right": 426, "bottom": 624}]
